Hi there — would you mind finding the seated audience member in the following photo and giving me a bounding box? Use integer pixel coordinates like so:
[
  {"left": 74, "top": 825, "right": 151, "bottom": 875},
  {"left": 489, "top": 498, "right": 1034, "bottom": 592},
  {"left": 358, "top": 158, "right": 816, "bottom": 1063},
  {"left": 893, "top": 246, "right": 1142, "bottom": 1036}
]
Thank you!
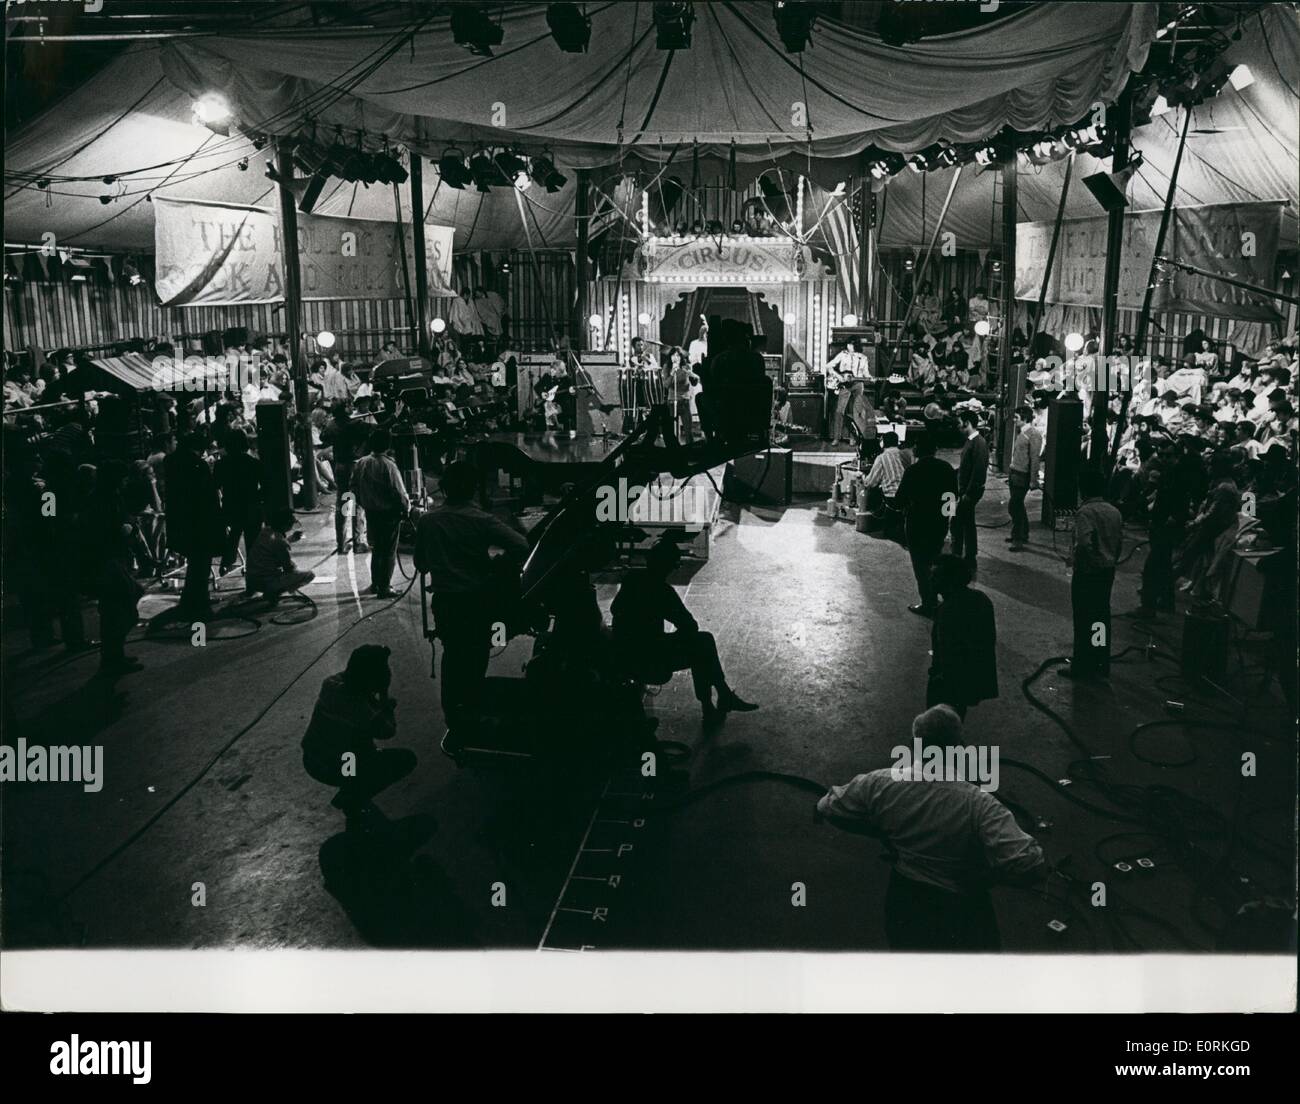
[
  {"left": 301, "top": 644, "right": 414, "bottom": 829},
  {"left": 926, "top": 553, "right": 997, "bottom": 719},
  {"left": 816, "top": 703, "right": 1045, "bottom": 951},
  {"left": 413, "top": 461, "right": 530, "bottom": 742},
  {"left": 246, "top": 509, "right": 315, "bottom": 600},
  {"left": 611, "top": 537, "right": 757, "bottom": 727}
]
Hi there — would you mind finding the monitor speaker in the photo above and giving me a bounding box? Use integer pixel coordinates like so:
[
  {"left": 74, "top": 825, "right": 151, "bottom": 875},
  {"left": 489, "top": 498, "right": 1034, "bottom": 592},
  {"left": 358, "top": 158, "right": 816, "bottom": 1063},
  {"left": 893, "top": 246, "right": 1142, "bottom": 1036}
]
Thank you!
[
  {"left": 256, "top": 400, "right": 293, "bottom": 516},
  {"left": 1042, "top": 397, "right": 1083, "bottom": 521}
]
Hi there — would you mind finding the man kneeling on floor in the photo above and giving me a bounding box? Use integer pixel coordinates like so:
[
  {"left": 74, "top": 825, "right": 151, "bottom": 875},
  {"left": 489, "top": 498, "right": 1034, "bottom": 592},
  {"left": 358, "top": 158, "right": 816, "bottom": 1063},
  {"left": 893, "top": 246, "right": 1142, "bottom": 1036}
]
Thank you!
[
  {"left": 611, "top": 536, "right": 757, "bottom": 726},
  {"left": 816, "top": 704, "right": 1045, "bottom": 951},
  {"left": 246, "top": 508, "right": 315, "bottom": 600},
  {"left": 302, "top": 644, "right": 415, "bottom": 830}
]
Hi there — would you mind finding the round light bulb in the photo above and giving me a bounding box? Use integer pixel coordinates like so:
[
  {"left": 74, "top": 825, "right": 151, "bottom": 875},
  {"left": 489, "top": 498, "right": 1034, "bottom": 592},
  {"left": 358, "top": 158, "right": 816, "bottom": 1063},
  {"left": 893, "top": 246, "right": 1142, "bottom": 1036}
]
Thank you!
[
  {"left": 974, "top": 320, "right": 990, "bottom": 338},
  {"left": 316, "top": 330, "right": 336, "bottom": 350},
  {"left": 842, "top": 313, "right": 858, "bottom": 327},
  {"left": 1064, "top": 332, "right": 1085, "bottom": 353},
  {"left": 431, "top": 318, "right": 447, "bottom": 334}
]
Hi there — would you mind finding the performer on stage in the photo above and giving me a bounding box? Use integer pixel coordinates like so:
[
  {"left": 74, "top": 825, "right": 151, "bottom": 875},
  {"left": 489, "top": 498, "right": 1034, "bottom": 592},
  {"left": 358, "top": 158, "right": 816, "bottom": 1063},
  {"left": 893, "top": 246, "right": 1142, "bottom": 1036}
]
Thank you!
[{"left": 824, "top": 339, "right": 872, "bottom": 444}]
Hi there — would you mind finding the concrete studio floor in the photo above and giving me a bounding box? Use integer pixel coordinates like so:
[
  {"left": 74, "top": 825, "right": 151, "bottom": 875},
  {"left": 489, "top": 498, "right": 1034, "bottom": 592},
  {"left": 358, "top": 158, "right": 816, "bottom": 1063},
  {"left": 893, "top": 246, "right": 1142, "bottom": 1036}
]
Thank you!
[{"left": 3, "top": 455, "right": 1295, "bottom": 953}]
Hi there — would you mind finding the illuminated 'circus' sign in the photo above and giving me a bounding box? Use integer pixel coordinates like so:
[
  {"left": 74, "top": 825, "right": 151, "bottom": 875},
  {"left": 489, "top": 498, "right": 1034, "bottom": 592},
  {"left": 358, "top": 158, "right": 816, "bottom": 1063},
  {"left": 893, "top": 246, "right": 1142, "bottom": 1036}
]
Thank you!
[{"left": 637, "top": 237, "right": 811, "bottom": 283}]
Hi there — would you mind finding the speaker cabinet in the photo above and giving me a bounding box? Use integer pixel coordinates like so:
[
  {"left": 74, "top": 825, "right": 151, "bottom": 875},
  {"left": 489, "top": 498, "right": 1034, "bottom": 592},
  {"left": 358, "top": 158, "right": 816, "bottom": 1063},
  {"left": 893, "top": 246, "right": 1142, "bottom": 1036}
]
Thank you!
[
  {"left": 256, "top": 400, "right": 293, "bottom": 516},
  {"left": 1042, "top": 397, "right": 1083, "bottom": 522}
]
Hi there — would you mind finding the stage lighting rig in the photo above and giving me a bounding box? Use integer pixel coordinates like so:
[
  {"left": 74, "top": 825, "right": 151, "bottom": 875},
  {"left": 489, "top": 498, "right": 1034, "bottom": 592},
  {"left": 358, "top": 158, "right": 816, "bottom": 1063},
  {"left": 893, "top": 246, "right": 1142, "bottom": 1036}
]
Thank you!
[
  {"left": 495, "top": 149, "right": 529, "bottom": 190},
  {"left": 773, "top": 1, "right": 815, "bottom": 52},
  {"left": 451, "top": 5, "right": 504, "bottom": 56},
  {"left": 192, "top": 93, "right": 232, "bottom": 136},
  {"left": 528, "top": 154, "right": 568, "bottom": 193},
  {"left": 547, "top": 3, "right": 591, "bottom": 52},
  {"left": 469, "top": 150, "right": 498, "bottom": 192},
  {"left": 438, "top": 149, "right": 473, "bottom": 189},
  {"left": 653, "top": 2, "right": 694, "bottom": 49}
]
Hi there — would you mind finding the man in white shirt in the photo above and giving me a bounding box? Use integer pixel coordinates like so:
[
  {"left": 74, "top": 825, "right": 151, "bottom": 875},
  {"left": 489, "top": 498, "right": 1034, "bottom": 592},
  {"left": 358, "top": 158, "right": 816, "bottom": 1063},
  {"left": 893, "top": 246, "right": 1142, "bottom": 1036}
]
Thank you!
[
  {"left": 824, "top": 340, "right": 871, "bottom": 443},
  {"left": 863, "top": 431, "right": 911, "bottom": 503},
  {"left": 817, "top": 704, "right": 1045, "bottom": 950}
]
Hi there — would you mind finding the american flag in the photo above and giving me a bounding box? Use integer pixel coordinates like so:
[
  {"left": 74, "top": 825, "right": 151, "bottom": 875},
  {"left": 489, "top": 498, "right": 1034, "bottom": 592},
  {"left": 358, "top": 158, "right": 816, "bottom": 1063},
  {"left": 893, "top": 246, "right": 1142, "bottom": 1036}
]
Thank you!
[{"left": 804, "top": 180, "right": 862, "bottom": 310}]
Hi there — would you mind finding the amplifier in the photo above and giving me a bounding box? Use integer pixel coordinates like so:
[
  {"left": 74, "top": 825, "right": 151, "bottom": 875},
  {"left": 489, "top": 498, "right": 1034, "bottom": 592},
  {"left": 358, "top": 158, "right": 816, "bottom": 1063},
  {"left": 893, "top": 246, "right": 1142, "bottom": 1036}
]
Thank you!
[
  {"left": 1042, "top": 397, "right": 1084, "bottom": 523},
  {"left": 256, "top": 400, "right": 293, "bottom": 517}
]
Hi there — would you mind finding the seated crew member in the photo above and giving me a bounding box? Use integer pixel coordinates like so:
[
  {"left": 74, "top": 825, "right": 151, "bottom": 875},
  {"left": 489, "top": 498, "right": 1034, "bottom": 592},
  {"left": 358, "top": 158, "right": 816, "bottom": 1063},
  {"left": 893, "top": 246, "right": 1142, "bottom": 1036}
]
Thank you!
[
  {"left": 413, "top": 461, "right": 529, "bottom": 742},
  {"left": 816, "top": 704, "right": 1045, "bottom": 952},
  {"left": 927, "top": 553, "right": 998, "bottom": 719},
  {"left": 246, "top": 509, "right": 315, "bottom": 600},
  {"left": 301, "top": 644, "right": 414, "bottom": 829},
  {"left": 611, "top": 537, "right": 757, "bottom": 726},
  {"left": 862, "top": 430, "right": 911, "bottom": 512}
]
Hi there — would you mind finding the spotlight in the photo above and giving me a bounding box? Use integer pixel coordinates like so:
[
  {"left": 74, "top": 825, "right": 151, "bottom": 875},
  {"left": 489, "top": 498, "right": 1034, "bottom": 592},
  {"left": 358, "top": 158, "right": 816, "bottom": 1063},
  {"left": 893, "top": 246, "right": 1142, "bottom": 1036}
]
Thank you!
[
  {"left": 974, "top": 145, "right": 998, "bottom": 166},
  {"left": 528, "top": 155, "right": 568, "bottom": 193},
  {"left": 438, "top": 149, "right": 472, "bottom": 190},
  {"left": 1031, "top": 138, "right": 1056, "bottom": 159},
  {"left": 974, "top": 320, "right": 990, "bottom": 338},
  {"left": 1228, "top": 64, "right": 1254, "bottom": 91},
  {"left": 653, "top": 2, "right": 694, "bottom": 49},
  {"left": 547, "top": 3, "right": 591, "bottom": 52},
  {"left": 192, "top": 93, "right": 232, "bottom": 136},
  {"left": 1064, "top": 332, "right": 1084, "bottom": 353},
  {"left": 842, "top": 313, "right": 858, "bottom": 327},
  {"left": 935, "top": 145, "right": 958, "bottom": 167},
  {"left": 868, "top": 153, "right": 904, "bottom": 180},
  {"left": 432, "top": 318, "right": 447, "bottom": 334},
  {"left": 237, "top": 157, "right": 249, "bottom": 171},
  {"left": 317, "top": 330, "right": 336, "bottom": 350},
  {"left": 906, "top": 154, "right": 929, "bottom": 174},
  {"left": 773, "top": 1, "right": 816, "bottom": 53},
  {"left": 469, "top": 150, "right": 498, "bottom": 192},
  {"left": 451, "top": 5, "right": 504, "bottom": 56},
  {"left": 495, "top": 149, "right": 527, "bottom": 184}
]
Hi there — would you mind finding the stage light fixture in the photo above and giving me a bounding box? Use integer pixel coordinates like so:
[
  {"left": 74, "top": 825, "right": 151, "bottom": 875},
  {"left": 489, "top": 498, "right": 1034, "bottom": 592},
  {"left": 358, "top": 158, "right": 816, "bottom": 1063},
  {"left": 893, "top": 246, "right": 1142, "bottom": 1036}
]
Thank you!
[
  {"left": 935, "top": 145, "right": 958, "bottom": 167},
  {"left": 653, "top": 2, "right": 695, "bottom": 49},
  {"left": 842, "top": 313, "right": 858, "bottom": 327},
  {"left": 238, "top": 157, "right": 249, "bottom": 171},
  {"left": 1228, "top": 64, "right": 1254, "bottom": 90},
  {"left": 974, "top": 145, "right": 998, "bottom": 166},
  {"left": 528, "top": 155, "right": 568, "bottom": 193},
  {"left": 1031, "top": 138, "right": 1056, "bottom": 159},
  {"left": 432, "top": 318, "right": 447, "bottom": 334},
  {"left": 773, "top": 1, "right": 815, "bottom": 53},
  {"left": 451, "top": 5, "right": 504, "bottom": 56},
  {"left": 974, "top": 320, "right": 991, "bottom": 337},
  {"left": 547, "top": 3, "right": 591, "bottom": 52},
  {"left": 192, "top": 93, "right": 232, "bottom": 136},
  {"left": 496, "top": 149, "right": 527, "bottom": 182},
  {"left": 316, "top": 330, "right": 336, "bottom": 350},
  {"left": 469, "top": 150, "right": 498, "bottom": 192},
  {"left": 1064, "top": 332, "right": 1085, "bottom": 353},
  {"left": 438, "top": 150, "right": 472, "bottom": 190}
]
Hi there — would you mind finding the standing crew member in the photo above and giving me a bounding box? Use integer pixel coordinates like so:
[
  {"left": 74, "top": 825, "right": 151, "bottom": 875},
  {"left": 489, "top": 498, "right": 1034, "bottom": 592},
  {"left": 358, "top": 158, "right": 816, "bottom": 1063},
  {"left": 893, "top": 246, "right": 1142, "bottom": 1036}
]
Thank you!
[
  {"left": 1006, "top": 405, "right": 1042, "bottom": 551},
  {"left": 351, "top": 428, "right": 409, "bottom": 599},
  {"left": 1064, "top": 467, "right": 1123, "bottom": 680},
  {"left": 950, "top": 410, "right": 988, "bottom": 569},
  {"left": 414, "top": 461, "right": 529, "bottom": 742},
  {"left": 895, "top": 434, "right": 957, "bottom": 618}
]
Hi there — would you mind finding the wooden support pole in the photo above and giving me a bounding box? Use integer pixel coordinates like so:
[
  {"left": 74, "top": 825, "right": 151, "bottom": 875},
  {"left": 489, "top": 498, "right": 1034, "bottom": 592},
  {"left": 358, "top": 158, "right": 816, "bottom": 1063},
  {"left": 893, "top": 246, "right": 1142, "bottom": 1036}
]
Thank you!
[
  {"left": 575, "top": 169, "right": 591, "bottom": 351},
  {"left": 995, "top": 156, "right": 1018, "bottom": 469},
  {"left": 410, "top": 151, "right": 431, "bottom": 357},
  {"left": 1093, "top": 84, "right": 1133, "bottom": 469},
  {"left": 274, "top": 137, "right": 316, "bottom": 509}
]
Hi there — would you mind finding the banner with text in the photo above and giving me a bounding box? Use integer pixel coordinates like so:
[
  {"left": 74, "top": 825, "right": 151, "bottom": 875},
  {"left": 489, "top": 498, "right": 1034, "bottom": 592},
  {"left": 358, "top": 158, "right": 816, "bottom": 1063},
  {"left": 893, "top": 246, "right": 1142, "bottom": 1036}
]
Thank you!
[
  {"left": 154, "top": 197, "right": 454, "bottom": 307},
  {"left": 1015, "top": 201, "right": 1282, "bottom": 321}
]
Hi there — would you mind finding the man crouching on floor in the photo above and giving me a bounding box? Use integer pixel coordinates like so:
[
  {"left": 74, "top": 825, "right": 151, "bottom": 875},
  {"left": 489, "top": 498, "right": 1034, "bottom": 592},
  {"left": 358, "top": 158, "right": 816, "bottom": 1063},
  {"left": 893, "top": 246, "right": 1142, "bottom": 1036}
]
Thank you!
[{"left": 302, "top": 644, "right": 415, "bottom": 830}]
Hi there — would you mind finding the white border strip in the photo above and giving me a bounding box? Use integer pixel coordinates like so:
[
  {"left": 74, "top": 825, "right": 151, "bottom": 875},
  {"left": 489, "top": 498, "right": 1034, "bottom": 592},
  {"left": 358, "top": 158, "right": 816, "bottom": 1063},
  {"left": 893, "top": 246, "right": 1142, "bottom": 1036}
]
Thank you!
[{"left": 3, "top": 952, "right": 1294, "bottom": 1013}]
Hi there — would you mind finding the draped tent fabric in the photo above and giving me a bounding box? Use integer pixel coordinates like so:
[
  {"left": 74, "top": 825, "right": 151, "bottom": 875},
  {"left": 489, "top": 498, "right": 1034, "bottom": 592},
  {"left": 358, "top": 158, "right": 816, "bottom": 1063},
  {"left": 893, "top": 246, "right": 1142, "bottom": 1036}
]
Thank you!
[
  {"left": 152, "top": 2, "right": 1154, "bottom": 161},
  {"left": 3, "top": 3, "right": 1296, "bottom": 256}
]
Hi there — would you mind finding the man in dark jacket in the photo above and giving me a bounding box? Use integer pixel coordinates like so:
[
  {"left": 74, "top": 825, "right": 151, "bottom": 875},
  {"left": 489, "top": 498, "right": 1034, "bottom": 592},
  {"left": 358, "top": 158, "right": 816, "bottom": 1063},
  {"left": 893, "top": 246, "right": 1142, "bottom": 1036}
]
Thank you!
[
  {"left": 163, "top": 431, "right": 224, "bottom": 620},
  {"left": 927, "top": 554, "right": 998, "bottom": 719},
  {"left": 949, "top": 410, "right": 989, "bottom": 568},
  {"left": 894, "top": 433, "right": 957, "bottom": 617},
  {"left": 321, "top": 403, "right": 370, "bottom": 555},
  {"left": 214, "top": 431, "right": 263, "bottom": 574}
]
